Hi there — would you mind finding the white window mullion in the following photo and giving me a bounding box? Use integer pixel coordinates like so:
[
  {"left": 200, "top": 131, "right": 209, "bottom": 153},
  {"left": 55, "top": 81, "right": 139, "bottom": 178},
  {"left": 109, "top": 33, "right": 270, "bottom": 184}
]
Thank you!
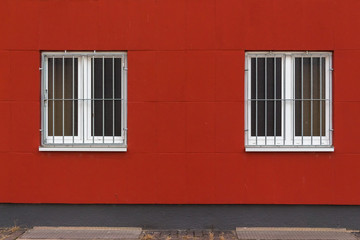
[
  {"left": 77, "top": 56, "right": 84, "bottom": 143},
  {"left": 121, "top": 57, "right": 125, "bottom": 141},
  {"left": 44, "top": 57, "right": 49, "bottom": 144},
  {"left": 123, "top": 55, "right": 128, "bottom": 146},
  {"left": 84, "top": 57, "right": 92, "bottom": 143},
  {"left": 326, "top": 56, "right": 331, "bottom": 145},
  {"left": 245, "top": 56, "right": 250, "bottom": 146},
  {"left": 284, "top": 54, "right": 293, "bottom": 145}
]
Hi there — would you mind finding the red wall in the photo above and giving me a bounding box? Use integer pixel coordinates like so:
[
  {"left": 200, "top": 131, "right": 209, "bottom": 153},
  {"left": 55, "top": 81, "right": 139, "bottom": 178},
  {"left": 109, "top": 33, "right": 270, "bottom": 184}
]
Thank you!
[{"left": 1, "top": 0, "right": 360, "bottom": 204}]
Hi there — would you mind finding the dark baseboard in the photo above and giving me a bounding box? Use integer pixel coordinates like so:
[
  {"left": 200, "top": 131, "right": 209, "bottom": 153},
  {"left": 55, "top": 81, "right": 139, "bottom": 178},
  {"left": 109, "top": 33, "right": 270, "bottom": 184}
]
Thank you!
[{"left": 1, "top": 204, "right": 359, "bottom": 230}]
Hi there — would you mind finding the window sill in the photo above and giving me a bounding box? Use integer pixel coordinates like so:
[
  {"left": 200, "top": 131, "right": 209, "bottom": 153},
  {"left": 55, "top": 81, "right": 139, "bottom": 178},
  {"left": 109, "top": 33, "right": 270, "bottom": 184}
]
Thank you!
[
  {"left": 39, "top": 147, "right": 127, "bottom": 152},
  {"left": 245, "top": 147, "right": 334, "bottom": 152}
]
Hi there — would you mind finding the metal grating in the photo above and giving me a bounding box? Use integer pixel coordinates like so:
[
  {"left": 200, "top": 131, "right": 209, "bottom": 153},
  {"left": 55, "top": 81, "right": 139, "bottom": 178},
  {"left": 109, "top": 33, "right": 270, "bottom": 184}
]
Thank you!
[
  {"left": 236, "top": 228, "right": 357, "bottom": 240},
  {"left": 244, "top": 52, "right": 333, "bottom": 149},
  {"left": 41, "top": 52, "right": 128, "bottom": 148},
  {"left": 19, "top": 227, "right": 142, "bottom": 240}
]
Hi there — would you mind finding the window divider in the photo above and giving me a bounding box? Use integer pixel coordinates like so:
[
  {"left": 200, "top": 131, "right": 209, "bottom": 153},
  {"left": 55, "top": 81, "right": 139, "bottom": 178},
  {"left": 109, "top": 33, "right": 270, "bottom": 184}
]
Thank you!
[
  {"left": 92, "top": 56, "right": 95, "bottom": 144},
  {"left": 301, "top": 57, "right": 304, "bottom": 145},
  {"left": 112, "top": 57, "right": 115, "bottom": 143},
  {"left": 255, "top": 57, "right": 258, "bottom": 145},
  {"left": 265, "top": 57, "right": 267, "bottom": 145},
  {"left": 283, "top": 56, "right": 286, "bottom": 146},
  {"left": 52, "top": 57, "right": 55, "bottom": 144},
  {"left": 102, "top": 56, "right": 105, "bottom": 144},
  {"left": 274, "top": 57, "right": 276, "bottom": 143},
  {"left": 72, "top": 56, "right": 75, "bottom": 144},
  {"left": 311, "top": 57, "right": 313, "bottom": 145},
  {"left": 62, "top": 56, "right": 65, "bottom": 144},
  {"left": 320, "top": 57, "right": 322, "bottom": 145}
]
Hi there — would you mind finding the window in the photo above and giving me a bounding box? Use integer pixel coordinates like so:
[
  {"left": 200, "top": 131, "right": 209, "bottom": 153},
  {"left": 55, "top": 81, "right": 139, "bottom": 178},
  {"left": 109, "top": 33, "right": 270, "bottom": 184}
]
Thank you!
[
  {"left": 40, "top": 52, "right": 127, "bottom": 151},
  {"left": 245, "top": 52, "right": 333, "bottom": 152}
]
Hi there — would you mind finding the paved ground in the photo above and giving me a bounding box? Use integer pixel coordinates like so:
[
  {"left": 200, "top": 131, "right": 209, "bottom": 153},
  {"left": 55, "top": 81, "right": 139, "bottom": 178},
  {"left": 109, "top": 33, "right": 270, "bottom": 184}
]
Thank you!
[
  {"left": 1, "top": 229, "right": 236, "bottom": 240},
  {"left": 141, "top": 230, "right": 237, "bottom": 240},
  {"left": 0, "top": 227, "right": 359, "bottom": 240}
]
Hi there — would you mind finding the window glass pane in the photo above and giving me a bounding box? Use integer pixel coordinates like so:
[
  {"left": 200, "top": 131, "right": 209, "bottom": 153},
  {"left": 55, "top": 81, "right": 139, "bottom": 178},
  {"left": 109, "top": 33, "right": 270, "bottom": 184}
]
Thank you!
[
  {"left": 92, "top": 58, "right": 122, "bottom": 137},
  {"left": 48, "top": 58, "right": 78, "bottom": 137},
  {"left": 295, "top": 57, "right": 325, "bottom": 136},
  {"left": 251, "top": 57, "right": 282, "bottom": 137},
  {"left": 114, "top": 58, "right": 122, "bottom": 136},
  {"left": 313, "top": 57, "right": 326, "bottom": 136},
  {"left": 294, "top": 58, "right": 302, "bottom": 136},
  {"left": 303, "top": 57, "right": 312, "bottom": 136}
]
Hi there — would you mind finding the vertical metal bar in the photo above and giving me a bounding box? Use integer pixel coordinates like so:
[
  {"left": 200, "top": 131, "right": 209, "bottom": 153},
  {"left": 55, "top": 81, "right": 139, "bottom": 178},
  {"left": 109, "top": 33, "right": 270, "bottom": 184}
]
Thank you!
[
  {"left": 41, "top": 55, "right": 45, "bottom": 145},
  {"left": 103, "top": 56, "right": 105, "bottom": 143},
  {"left": 329, "top": 56, "right": 332, "bottom": 146},
  {"left": 246, "top": 57, "right": 249, "bottom": 146},
  {"left": 72, "top": 56, "right": 75, "bottom": 144},
  {"left": 62, "top": 57, "right": 65, "bottom": 144},
  {"left": 293, "top": 56, "right": 295, "bottom": 145},
  {"left": 283, "top": 56, "right": 286, "bottom": 145},
  {"left": 112, "top": 57, "right": 115, "bottom": 143},
  {"left": 311, "top": 57, "right": 313, "bottom": 145},
  {"left": 274, "top": 57, "right": 276, "bottom": 145},
  {"left": 265, "top": 57, "right": 267, "bottom": 145},
  {"left": 320, "top": 57, "right": 322, "bottom": 145},
  {"left": 52, "top": 57, "right": 55, "bottom": 144},
  {"left": 121, "top": 57, "right": 124, "bottom": 141},
  {"left": 301, "top": 57, "right": 304, "bottom": 145},
  {"left": 92, "top": 56, "right": 95, "bottom": 144},
  {"left": 123, "top": 56, "right": 127, "bottom": 146},
  {"left": 83, "top": 56, "right": 85, "bottom": 144},
  {"left": 255, "top": 57, "right": 258, "bottom": 145}
]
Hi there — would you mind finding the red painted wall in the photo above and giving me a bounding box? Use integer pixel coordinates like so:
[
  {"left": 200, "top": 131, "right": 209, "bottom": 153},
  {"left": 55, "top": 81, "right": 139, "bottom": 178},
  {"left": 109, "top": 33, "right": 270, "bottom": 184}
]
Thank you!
[{"left": 1, "top": 0, "right": 360, "bottom": 204}]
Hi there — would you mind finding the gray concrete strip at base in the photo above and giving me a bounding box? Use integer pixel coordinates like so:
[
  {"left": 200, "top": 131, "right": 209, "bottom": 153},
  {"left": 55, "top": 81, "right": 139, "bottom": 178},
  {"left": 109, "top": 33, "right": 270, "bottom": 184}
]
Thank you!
[
  {"left": 13, "top": 227, "right": 360, "bottom": 240},
  {"left": 236, "top": 227, "right": 358, "bottom": 240},
  {"left": 141, "top": 229, "right": 237, "bottom": 240},
  {"left": 18, "top": 227, "right": 142, "bottom": 240}
]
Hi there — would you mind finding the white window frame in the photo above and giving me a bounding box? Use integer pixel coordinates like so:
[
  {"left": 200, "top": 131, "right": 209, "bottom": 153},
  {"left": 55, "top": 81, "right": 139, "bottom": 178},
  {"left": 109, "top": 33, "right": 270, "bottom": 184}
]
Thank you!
[
  {"left": 39, "top": 52, "right": 127, "bottom": 152},
  {"left": 245, "top": 51, "right": 333, "bottom": 152}
]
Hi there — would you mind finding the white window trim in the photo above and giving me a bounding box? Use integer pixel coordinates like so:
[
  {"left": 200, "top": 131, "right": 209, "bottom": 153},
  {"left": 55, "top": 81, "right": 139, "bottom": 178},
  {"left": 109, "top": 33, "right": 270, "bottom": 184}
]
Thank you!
[
  {"left": 40, "top": 52, "right": 127, "bottom": 152},
  {"left": 244, "top": 51, "right": 333, "bottom": 152},
  {"left": 38, "top": 147, "right": 127, "bottom": 152},
  {"left": 245, "top": 147, "right": 334, "bottom": 152}
]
